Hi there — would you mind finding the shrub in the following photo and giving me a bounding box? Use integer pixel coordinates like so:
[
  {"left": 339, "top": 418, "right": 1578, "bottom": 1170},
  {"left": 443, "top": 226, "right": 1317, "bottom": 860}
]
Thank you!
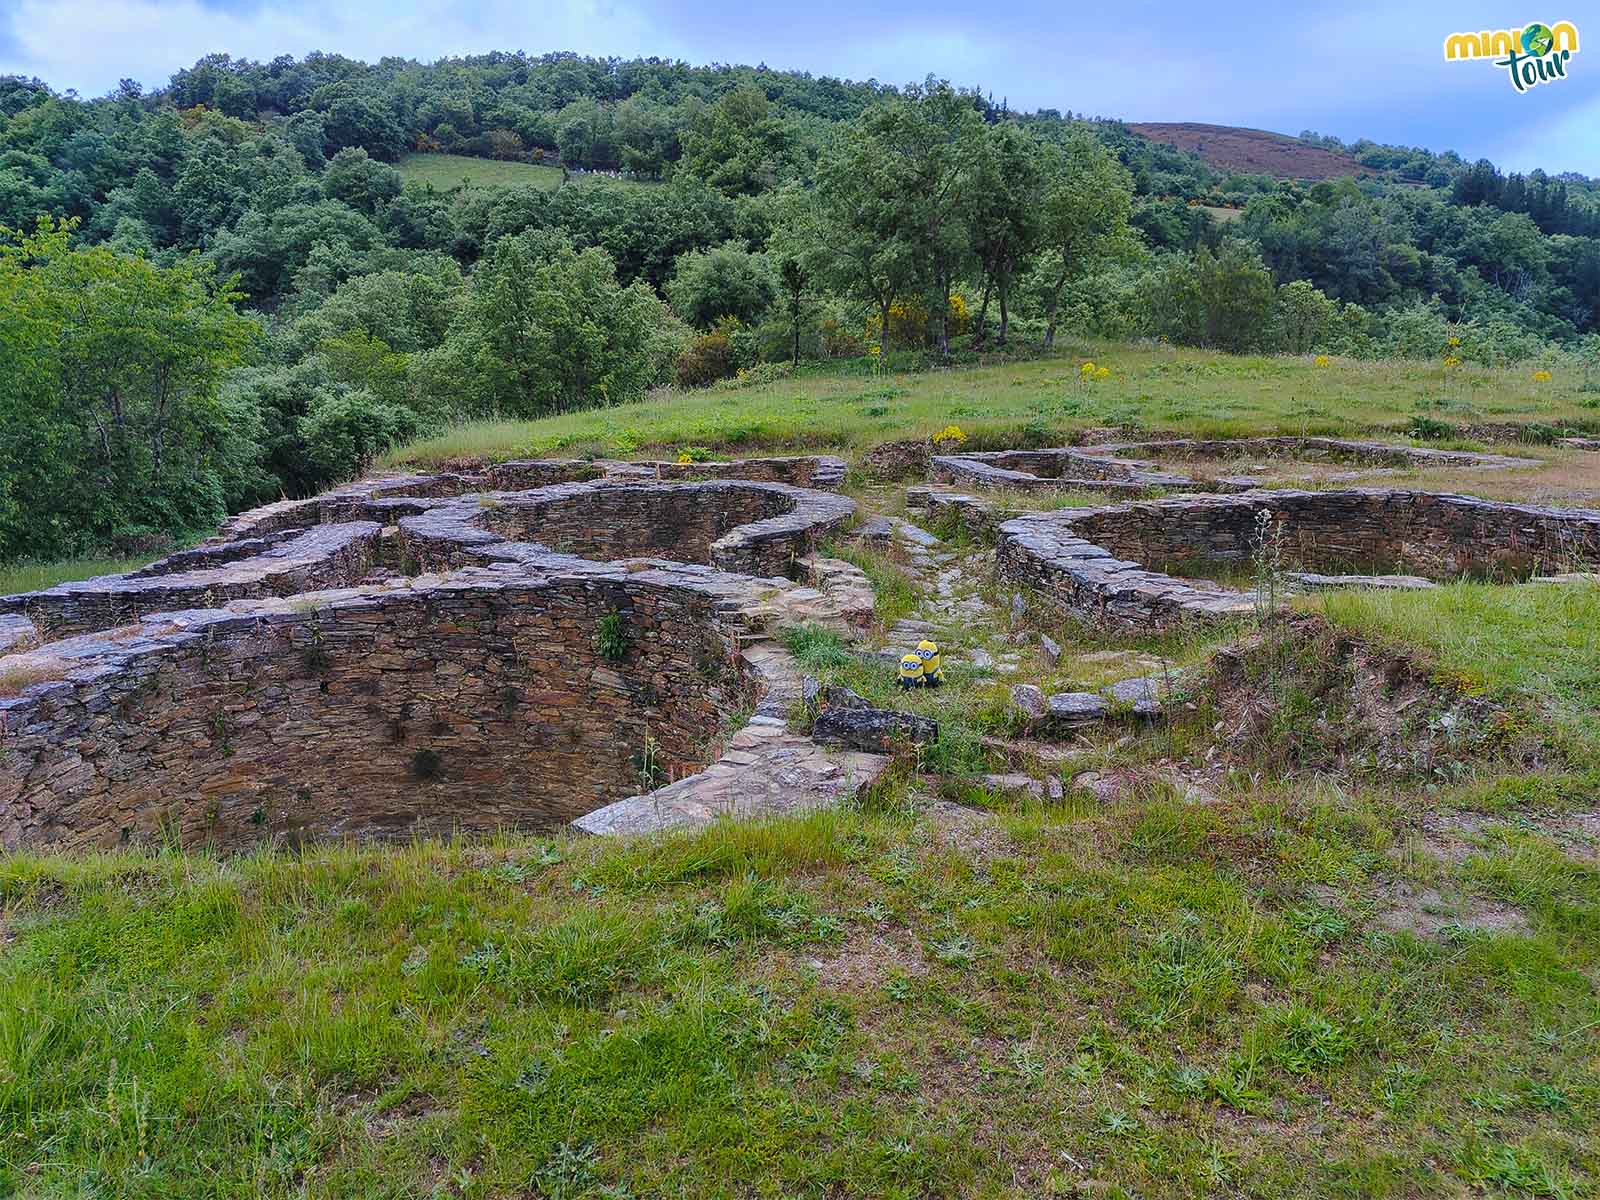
[
  {"left": 666, "top": 242, "right": 777, "bottom": 329},
  {"left": 594, "top": 609, "right": 628, "bottom": 661},
  {"left": 298, "top": 389, "right": 421, "bottom": 483},
  {"left": 675, "top": 329, "right": 737, "bottom": 388}
]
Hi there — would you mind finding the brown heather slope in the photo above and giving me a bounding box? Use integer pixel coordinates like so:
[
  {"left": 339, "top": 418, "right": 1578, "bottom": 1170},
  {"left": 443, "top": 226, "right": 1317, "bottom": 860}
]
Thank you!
[{"left": 1128, "top": 121, "right": 1376, "bottom": 180}]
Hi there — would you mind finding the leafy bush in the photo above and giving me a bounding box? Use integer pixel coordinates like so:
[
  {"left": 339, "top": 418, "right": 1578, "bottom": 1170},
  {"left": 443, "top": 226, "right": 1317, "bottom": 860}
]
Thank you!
[
  {"left": 675, "top": 329, "right": 738, "bottom": 388},
  {"left": 298, "top": 390, "right": 421, "bottom": 483},
  {"left": 666, "top": 241, "right": 777, "bottom": 328}
]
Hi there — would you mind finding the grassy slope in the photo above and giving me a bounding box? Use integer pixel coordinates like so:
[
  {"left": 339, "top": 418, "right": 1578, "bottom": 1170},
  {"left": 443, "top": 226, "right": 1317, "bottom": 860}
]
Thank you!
[
  {"left": 6, "top": 343, "right": 1600, "bottom": 1198},
  {"left": 387, "top": 340, "right": 1597, "bottom": 467},
  {"left": 0, "top": 553, "right": 163, "bottom": 596},
  {"left": 4, "top": 772, "right": 1597, "bottom": 1197},
  {"left": 397, "top": 153, "right": 655, "bottom": 192}
]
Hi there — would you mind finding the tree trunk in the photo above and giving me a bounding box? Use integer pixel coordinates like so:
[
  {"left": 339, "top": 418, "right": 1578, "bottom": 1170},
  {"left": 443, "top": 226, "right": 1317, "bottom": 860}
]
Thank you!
[
  {"left": 1043, "top": 268, "right": 1068, "bottom": 348},
  {"left": 937, "top": 277, "right": 951, "bottom": 359},
  {"left": 998, "top": 283, "right": 1010, "bottom": 347},
  {"left": 878, "top": 297, "right": 893, "bottom": 360},
  {"left": 975, "top": 274, "right": 993, "bottom": 346}
]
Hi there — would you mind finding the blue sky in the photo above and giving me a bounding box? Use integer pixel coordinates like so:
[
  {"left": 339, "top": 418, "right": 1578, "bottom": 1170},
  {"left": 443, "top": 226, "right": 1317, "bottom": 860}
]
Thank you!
[{"left": 1, "top": 0, "right": 1596, "bottom": 175}]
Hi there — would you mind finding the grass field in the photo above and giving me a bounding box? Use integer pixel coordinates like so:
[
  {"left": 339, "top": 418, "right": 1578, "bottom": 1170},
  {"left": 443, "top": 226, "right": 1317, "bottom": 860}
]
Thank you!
[
  {"left": 0, "top": 552, "right": 162, "bottom": 596},
  {"left": 397, "top": 153, "right": 655, "bottom": 193},
  {"left": 6, "top": 342, "right": 1600, "bottom": 1198},
  {"left": 387, "top": 340, "right": 1599, "bottom": 469}
]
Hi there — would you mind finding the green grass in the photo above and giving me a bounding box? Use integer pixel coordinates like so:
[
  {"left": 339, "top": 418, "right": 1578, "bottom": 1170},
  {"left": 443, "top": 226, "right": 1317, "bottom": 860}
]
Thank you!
[
  {"left": 3, "top": 782, "right": 1597, "bottom": 1198},
  {"left": 386, "top": 339, "right": 1598, "bottom": 468},
  {"left": 1316, "top": 578, "right": 1600, "bottom": 763},
  {"left": 8, "top": 341, "right": 1600, "bottom": 1196},
  {"left": 0, "top": 552, "right": 157, "bottom": 595},
  {"left": 397, "top": 153, "right": 656, "bottom": 192}
]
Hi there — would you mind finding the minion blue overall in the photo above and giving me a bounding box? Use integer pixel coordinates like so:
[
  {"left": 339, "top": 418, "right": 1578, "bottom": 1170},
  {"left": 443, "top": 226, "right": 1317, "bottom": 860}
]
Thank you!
[{"left": 897, "top": 652, "right": 926, "bottom": 690}]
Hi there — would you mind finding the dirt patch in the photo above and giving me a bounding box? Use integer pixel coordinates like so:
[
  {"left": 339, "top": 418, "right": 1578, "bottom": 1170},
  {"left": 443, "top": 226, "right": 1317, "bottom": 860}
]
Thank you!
[
  {"left": 1422, "top": 807, "right": 1600, "bottom": 865},
  {"left": 802, "top": 924, "right": 929, "bottom": 989},
  {"left": 1184, "top": 616, "right": 1545, "bottom": 783},
  {"left": 918, "top": 795, "right": 1010, "bottom": 863},
  {"left": 1372, "top": 879, "right": 1530, "bottom": 939}
]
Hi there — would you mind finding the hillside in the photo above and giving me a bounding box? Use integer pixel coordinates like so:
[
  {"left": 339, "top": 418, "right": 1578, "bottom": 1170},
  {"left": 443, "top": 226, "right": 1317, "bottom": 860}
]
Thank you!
[{"left": 1127, "top": 122, "right": 1376, "bottom": 180}]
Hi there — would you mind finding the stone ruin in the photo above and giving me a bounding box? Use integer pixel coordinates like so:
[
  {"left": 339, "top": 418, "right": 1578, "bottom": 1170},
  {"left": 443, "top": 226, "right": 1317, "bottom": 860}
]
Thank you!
[
  {"left": 0, "top": 456, "right": 893, "bottom": 852},
  {"left": 930, "top": 436, "right": 1541, "bottom": 496},
  {"left": 913, "top": 485, "right": 1600, "bottom": 629},
  {"left": 5, "top": 433, "right": 1593, "bottom": 853}
]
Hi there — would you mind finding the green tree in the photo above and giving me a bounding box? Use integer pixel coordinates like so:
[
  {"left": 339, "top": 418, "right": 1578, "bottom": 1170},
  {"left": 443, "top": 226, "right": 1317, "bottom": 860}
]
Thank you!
[
  {"left": 0, "top": 219, "right": 261, "bottom": 559},
  {"left": 460, "top": 232, "right": 680, "bottom": 416},
  {"left": 665, "top": 241, "right": 776, "bottom": 328},
  {"left": 1037, "top": 129, "right": 1138, "bottom": 347},
  {"left": 1274, "top": 278, "right": 1341, "bottom": 353},
  {"left": 969, "top": 122, "right": 1045, "bottom": 346}
]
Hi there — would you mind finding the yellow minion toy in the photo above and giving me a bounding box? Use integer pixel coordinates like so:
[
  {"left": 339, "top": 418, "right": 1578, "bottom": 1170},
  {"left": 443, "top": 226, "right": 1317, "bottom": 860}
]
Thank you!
[
  {"left": 897, "top": 652, "right": 926, "bottom": 690},
  {"left": 915, "top": 639, "right": 945, "bottom": 687}
]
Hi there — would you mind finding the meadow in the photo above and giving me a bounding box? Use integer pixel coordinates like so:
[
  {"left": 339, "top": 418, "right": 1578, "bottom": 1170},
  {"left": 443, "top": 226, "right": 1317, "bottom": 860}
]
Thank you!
[
  {"left": 397, "top": 153, "right": 657, "bottom": 193},
  {"left": 388, "top": 339, "right": 1599, "bottom": 468},
  {"left": 3, "top": 342, "right": 1599, "bottom": 1198}
]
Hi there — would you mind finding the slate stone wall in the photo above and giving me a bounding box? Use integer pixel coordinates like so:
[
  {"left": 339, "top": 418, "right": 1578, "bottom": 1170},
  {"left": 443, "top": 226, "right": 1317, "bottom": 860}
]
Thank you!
[
  {"left": 0, "top": 571, "right": 747, "bottom": 851},
  {"left": 996, "top": 489, "right": 1600, "bottom": 629}
]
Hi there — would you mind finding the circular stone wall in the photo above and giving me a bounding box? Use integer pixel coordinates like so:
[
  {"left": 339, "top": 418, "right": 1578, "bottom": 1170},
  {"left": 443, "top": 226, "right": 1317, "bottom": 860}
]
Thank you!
[
  {"left": 398, "top": 480, "right": 855, "bottom": 580},
  {"left": 0, "top": 461, "right": 876, "bottom": 852},
  {"left": 0, "top": 567, "right": 748, "bottom": 851},
  {"left": 997, "top": 489, "right": 1600, "bottom": 628},
  {"left": 933, "top": 438, "right": 1540, "bottom": 495}
]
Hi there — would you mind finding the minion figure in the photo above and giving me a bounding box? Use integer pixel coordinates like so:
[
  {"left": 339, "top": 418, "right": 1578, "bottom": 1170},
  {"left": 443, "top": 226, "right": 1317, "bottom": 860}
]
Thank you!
[
  {"left": 915, "top": 639, "right": 945, "bottom": 687},
  {"left": 897, "top": 652, "right": 926, "bottom": 691}
]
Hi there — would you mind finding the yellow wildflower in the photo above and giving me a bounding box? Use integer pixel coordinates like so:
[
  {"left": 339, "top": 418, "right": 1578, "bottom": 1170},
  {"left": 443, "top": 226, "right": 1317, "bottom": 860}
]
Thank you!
[
  {"left": 1533, "top": 369, "right": 1552, "bottom": 382},
  {"left": 1443, "top": 355, "right": 1462, "bottom": 369},
  {"left": 1095, "top": 367, "right": 1110, "bottom": 380},
  {"left": 1447, "top": 336, "right": 1462, "bottom": 348},
  {"left": 677, "top": 451, "right": 693, "bottom": 464},
  {"left": 1314, "top": 355, "right": 1331, "bottom": 368},
  {"left": 931, "top": 424, "right": 967, "bottom": 446}
]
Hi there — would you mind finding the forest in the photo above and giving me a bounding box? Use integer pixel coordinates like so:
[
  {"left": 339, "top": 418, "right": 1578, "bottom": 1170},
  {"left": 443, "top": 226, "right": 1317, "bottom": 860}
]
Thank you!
[{"left": 2, "top": 50, "right": 1599, "bottom": 563}]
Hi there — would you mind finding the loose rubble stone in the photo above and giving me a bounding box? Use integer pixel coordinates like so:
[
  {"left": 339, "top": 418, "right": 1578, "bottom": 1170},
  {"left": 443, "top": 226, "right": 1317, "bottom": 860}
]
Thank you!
[
  {"left": 977, "top": 773, "right": 1044, "bottom": 800},
  {"left": 1046, "top": 692, "right": 1112, "bottom": 726},
  {"left": 1010, "top": 684, "right": 1048, "bottom": 723},
  {"left": 1102, "top": 674, "right": 1175, "bottom": 717},
  {"left": 1039, "top": 633, "right": 1062, "bottom": 666}
]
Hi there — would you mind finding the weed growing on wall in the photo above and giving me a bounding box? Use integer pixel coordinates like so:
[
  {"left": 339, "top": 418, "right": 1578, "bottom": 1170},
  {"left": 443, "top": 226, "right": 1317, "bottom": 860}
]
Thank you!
[{"left": 594, "top": 609, "right": 629, "bottom": 662}]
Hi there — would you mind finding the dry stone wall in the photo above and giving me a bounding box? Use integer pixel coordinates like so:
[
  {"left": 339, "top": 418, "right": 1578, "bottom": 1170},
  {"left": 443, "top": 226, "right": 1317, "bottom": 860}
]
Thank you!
[
  {"left": 0, "top": 563, "right": 752, "bottom": 850},
  {"left": 931, "top": 438, "right": 1541, "bottom": 497},
  {"left": 0, "top": 458, "right": 881, "bottom": 852},
  {"left": 995, "top": 489, "right": 1600, "bottom": 629},
  {"left": 2, "top": 523, "right": 384, "bottom": 640},
  {"left": 399, "top": 481, "right": 854, "bottom": 580}
]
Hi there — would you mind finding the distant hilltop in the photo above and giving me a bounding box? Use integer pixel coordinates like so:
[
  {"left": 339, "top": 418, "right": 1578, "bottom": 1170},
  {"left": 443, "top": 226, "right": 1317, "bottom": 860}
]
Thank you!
[{"left": 1126, "top": 122, "right": 1376, "bottom": 181}]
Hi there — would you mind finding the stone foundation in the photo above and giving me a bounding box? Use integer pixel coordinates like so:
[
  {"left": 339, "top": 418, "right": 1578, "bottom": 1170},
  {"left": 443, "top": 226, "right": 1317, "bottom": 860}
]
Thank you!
[
  {"left": 216, "top": 455, "right": 846, "bottom": 541},
  {"left": 398, "top": 480, "right": 854, "bottom": 580},
  {"left": 0, "top": 457, "right": 886, "bottom": 852},
  {"left": 931, "top": 438, "right": 1540, "bottom": 496},
  {"left": 995, "top": 489, "right": 1600, "bottom": 629},
  {"left": 2, "top": 523, "right": 384, "bottom": 640}
]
